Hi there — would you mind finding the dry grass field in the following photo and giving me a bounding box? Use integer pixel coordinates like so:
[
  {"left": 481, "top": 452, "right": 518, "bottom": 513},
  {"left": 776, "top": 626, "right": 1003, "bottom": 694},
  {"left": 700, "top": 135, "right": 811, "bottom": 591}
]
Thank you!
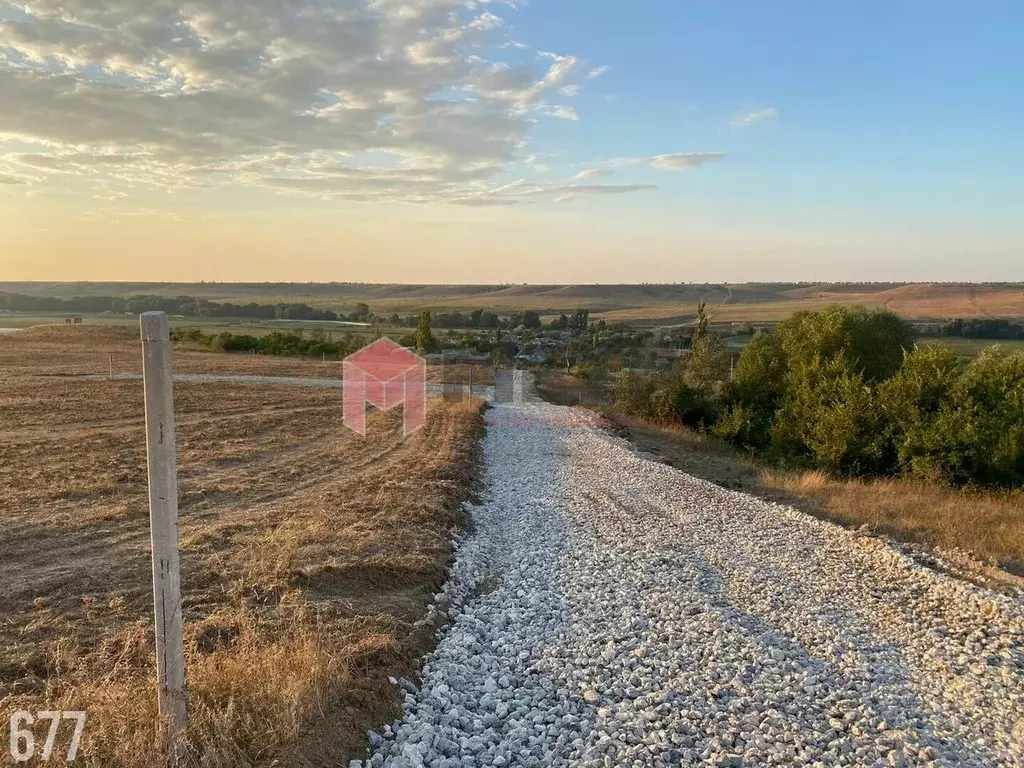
[
  {"left": 0, "top": 326, "right": 485, "bottom": 766},
  {"left": 4, "top": 281, "right": 1024, "bottom": 325},
  {"left": 599, "top": 283, "right": 1024, "bottom": 323},
  {"left": 0, "top": 325, "right": 494, "bottom": 387}
]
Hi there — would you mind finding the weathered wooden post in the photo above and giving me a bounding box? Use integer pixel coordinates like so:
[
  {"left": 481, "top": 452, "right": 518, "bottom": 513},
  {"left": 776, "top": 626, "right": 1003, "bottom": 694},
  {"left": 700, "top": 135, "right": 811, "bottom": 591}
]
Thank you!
[
  {"left": 468, "top": 367, "right": 474, "bottom": 401},
  {"left": 108, "top": 353, "right": 113, "bottom": 380},
  {"left": 140, "top": 312, "right": 187, "bottom": 759}
]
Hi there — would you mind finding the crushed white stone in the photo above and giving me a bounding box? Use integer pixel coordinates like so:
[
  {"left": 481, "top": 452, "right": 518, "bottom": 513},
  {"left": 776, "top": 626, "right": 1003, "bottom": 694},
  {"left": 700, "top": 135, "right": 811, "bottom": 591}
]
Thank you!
[{"left": 356, "top": 372, "right": 1024, "bottom": 768}]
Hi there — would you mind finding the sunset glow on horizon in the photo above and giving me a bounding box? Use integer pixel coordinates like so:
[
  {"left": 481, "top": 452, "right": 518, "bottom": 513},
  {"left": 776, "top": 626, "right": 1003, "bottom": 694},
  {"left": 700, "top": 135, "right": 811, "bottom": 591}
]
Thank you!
[{"left": 1, "top": 1, "right": 1021, "bottom": 283}]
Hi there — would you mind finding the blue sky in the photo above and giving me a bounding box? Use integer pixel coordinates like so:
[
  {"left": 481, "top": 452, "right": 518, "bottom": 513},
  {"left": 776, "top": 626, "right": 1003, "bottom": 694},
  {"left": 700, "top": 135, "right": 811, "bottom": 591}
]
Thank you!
[
  {"left": 1, "top": 0, "right": 1021, "bottom": 282},
  {"left": 514, "top": 0, "right": 1023, "bottom": 222}
]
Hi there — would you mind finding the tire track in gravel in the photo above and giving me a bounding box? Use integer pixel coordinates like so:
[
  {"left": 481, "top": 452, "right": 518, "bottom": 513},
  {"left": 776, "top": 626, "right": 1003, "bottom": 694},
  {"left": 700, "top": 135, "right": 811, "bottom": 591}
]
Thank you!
[{"left": 362, "top": 372, "right": 1024, "bottom": 768}]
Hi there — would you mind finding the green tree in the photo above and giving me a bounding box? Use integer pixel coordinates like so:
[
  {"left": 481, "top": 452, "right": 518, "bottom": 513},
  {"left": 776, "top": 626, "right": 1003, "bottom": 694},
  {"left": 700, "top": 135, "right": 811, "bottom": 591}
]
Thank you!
[
  {"left": 943, "top": 348, "right": 1024, "bottom": 486},
  {"left": 769, "top": 353, "right": 882, "bottom": 474},
  {"left": 715, "top": 331, "right": 786, "bottom": 451},
  {"left": 777, "top": 305, "right": 916, "bottom": 384},
  {"left": 721, "top": 305, "right": 916, "bottom": 473},
  {"left": 511, "top": 310, "right": 542, "bottom": 329},
  {"left": 875, "top": 345, "right": 965, "bottom": 478},
  {"left": 568, "top": 308, "right": 590, "bottom": 335},
  {"left": 613, "top": 371, "right": 661, "bottom": 418},
  {"left": 416, "top": 311, "right": 439, "bottom": 354}
]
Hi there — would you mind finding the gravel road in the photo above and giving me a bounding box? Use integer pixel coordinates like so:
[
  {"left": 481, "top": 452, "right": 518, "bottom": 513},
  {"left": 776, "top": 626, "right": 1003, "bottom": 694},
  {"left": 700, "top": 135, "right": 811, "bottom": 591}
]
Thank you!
[{"left": 362, "top": 372, "right": 1024, "bottom": 767}]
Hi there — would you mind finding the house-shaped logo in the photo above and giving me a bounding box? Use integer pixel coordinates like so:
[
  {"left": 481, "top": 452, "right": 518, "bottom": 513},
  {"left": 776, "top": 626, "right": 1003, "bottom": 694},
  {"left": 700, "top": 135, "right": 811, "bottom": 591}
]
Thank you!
[{"left": 342, "top": 338, "right": 426, "bottom": 437}]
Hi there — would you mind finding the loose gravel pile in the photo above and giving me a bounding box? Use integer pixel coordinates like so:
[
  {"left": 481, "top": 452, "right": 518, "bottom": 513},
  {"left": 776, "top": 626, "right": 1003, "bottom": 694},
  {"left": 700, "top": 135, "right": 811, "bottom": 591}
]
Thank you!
[{"left": 358, "top": 372, "right": 1024, "bottom": 767}]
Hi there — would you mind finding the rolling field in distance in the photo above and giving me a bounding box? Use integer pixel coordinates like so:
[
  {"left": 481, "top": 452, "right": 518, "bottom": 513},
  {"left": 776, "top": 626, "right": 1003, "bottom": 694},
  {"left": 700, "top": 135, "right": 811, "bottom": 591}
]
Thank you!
[
  {"left": 3, "top": 281, "right": 1024, "bottom": 324},
  {"left": 919, "top": 336, "right": 1024, "bottom": 358}
]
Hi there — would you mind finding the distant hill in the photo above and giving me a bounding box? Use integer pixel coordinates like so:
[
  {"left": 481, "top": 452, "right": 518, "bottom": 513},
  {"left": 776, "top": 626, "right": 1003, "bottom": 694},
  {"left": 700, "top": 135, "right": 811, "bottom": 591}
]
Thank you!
[{"left": 2, "top": 282, "right": 1022, "bottom": 324}]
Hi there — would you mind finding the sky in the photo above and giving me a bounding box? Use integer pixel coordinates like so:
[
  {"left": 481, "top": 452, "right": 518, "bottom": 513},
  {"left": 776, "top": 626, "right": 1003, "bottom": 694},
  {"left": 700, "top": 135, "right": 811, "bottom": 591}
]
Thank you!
[{"left": 1, "top": 0, "right": 1022, "bottom": 283}]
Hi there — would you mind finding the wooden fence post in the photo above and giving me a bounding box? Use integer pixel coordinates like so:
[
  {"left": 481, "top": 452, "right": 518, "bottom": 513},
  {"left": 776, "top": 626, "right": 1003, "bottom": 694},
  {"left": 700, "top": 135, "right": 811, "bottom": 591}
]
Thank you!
[
  {"left": 468, "top": 367, "right": 473, "bottom": 401},
  {"left": 140, "top": 312, "right": 187, "bottom": 759}
]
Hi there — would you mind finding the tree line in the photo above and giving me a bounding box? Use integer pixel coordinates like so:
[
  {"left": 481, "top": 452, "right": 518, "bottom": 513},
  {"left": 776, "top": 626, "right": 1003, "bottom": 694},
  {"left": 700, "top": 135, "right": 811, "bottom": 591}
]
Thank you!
[
  {"left": 614, "top": 305, "right": 1024, "bottom": 488},
  {"left": 933, "top": 318, "right": 1024, "bottom": 340},
  {"left": 0, "top": 292, "right": 346, "bottom": 321},
  {"left": 171, "top": 328, "right": 368, "bottom": 358},
  {"left": 0, "top": 291, "right": 592, "bottom": 331}
]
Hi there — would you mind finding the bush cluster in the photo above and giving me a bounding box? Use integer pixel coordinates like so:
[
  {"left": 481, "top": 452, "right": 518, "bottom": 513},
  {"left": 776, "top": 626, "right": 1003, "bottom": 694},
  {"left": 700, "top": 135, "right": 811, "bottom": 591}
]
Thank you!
[
  {"left": 614, "top": 305, "right": 1024, "bottom": 488},
  {"left": 172, "top": 328, "right": 367, "bottom": 359}
]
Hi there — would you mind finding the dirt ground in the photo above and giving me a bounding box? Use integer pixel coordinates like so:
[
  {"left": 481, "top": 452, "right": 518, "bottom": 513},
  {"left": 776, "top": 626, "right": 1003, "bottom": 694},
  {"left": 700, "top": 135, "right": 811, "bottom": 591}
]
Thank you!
[
  {"left": 0, "top": 326, "right": 485, "bottom": 766},
  {"left": 0, "top": 324, "right": 494, "bottom": 385}
]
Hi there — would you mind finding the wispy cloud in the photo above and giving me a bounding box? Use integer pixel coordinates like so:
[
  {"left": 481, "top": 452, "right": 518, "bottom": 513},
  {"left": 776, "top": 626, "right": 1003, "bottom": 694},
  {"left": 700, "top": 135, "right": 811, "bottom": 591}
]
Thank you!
[
  {"left": 452, "top": 180, "right": 657, "bottom": 206},
  {"left": 553, "top": 184, "right": 655, "bottom": 203},
  {"left": 594, "top": 152, "right": 726, "bottom": 172},
  {"left": 729, "top": 108, "right": 778, "bottom": 129},
  {"left": 572, "top": 168, "right": 613, "bottom": 181},
  {"left": 648, "top": 152, "right": 726, "bottom": 170},
  {"left": 451, "top": 196, "right": 522, "bottom": 207},
  {"left": 543, "top": 105, "right": 579, "bottom": 121}
]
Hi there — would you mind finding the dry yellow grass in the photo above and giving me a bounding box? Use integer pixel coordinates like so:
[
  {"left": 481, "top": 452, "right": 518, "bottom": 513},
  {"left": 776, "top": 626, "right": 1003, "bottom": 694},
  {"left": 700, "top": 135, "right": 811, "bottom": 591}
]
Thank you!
[
  {"left": 0, "top": 325, "right": 495, "bottom": 388},
  {"left": 760, "top": 470, "right": 1024, "bottom": 573},
  {"left": 0, "top": 327, "right": 485, "bottom": 766},
  {"left": 594, "top": 283, "right": 1024, "bottom": 323},
  {"left": 5, "top": 281, "right": 1023, "bottom": 328}
]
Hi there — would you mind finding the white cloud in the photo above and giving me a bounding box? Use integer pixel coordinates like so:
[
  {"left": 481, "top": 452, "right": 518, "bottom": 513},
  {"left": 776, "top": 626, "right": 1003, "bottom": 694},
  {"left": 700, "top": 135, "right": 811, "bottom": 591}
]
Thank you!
[
  {"left": 565, "top": 184, "right": 655, "bottom": 195},
  {"left": 572, "top": 168, "right": 612, "bottom": 181},
  {"left": 452, "top": 179, "right": 656, "bottom": 206},
  {"left": 544, "top": 105, "right": 579, "bottom": 121},
  {"left": 729, "top": 107, "right": 778, "bottom": 129},
  {"left": 589, "top": 152, "right": 725, "bottom": 172},
  {"left": 0, "top": 0, "right": 603, "bottom": 204},
  {"left": 451, "top": 196, "right": 521, "bottom": 206},
  {"left": 587, "top": 65, "right": 611, "bottom": 80},
  {"left": 647, "top": 152, "right": 725, "bottom": 170}
]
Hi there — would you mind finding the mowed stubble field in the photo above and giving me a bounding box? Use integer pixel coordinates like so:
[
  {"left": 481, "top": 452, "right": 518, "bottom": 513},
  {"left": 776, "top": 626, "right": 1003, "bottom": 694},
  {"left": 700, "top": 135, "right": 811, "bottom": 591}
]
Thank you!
[{"left": 0, "top": 326, "right": 485, "bottom": 766}]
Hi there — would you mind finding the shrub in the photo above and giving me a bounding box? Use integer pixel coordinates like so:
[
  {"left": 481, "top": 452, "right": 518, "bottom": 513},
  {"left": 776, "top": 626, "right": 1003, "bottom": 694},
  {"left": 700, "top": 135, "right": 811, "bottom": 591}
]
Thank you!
[
  {"left": 613, "top": 371, "right": 661, "bottom": 419},
  {"left": 947, "top": 348, "right": 1024, "bottom": 486},
  {"left": 777, "top": 305, "right": 916, "bottom": 384},
  {"left": 768, "top": 354, "right": 883, "bottom": 475},
  {"left": 875, "top": 345, "right": 965, "bottom": 479},
  {"left": 717, "top": 332, "right": 786, "bottom": 451},
  {"left": 612, "top": 304, "right": 1022, "bottom": 489},
  {"left": 173, "top": 328, "right": 366, "bottom": 359}
]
